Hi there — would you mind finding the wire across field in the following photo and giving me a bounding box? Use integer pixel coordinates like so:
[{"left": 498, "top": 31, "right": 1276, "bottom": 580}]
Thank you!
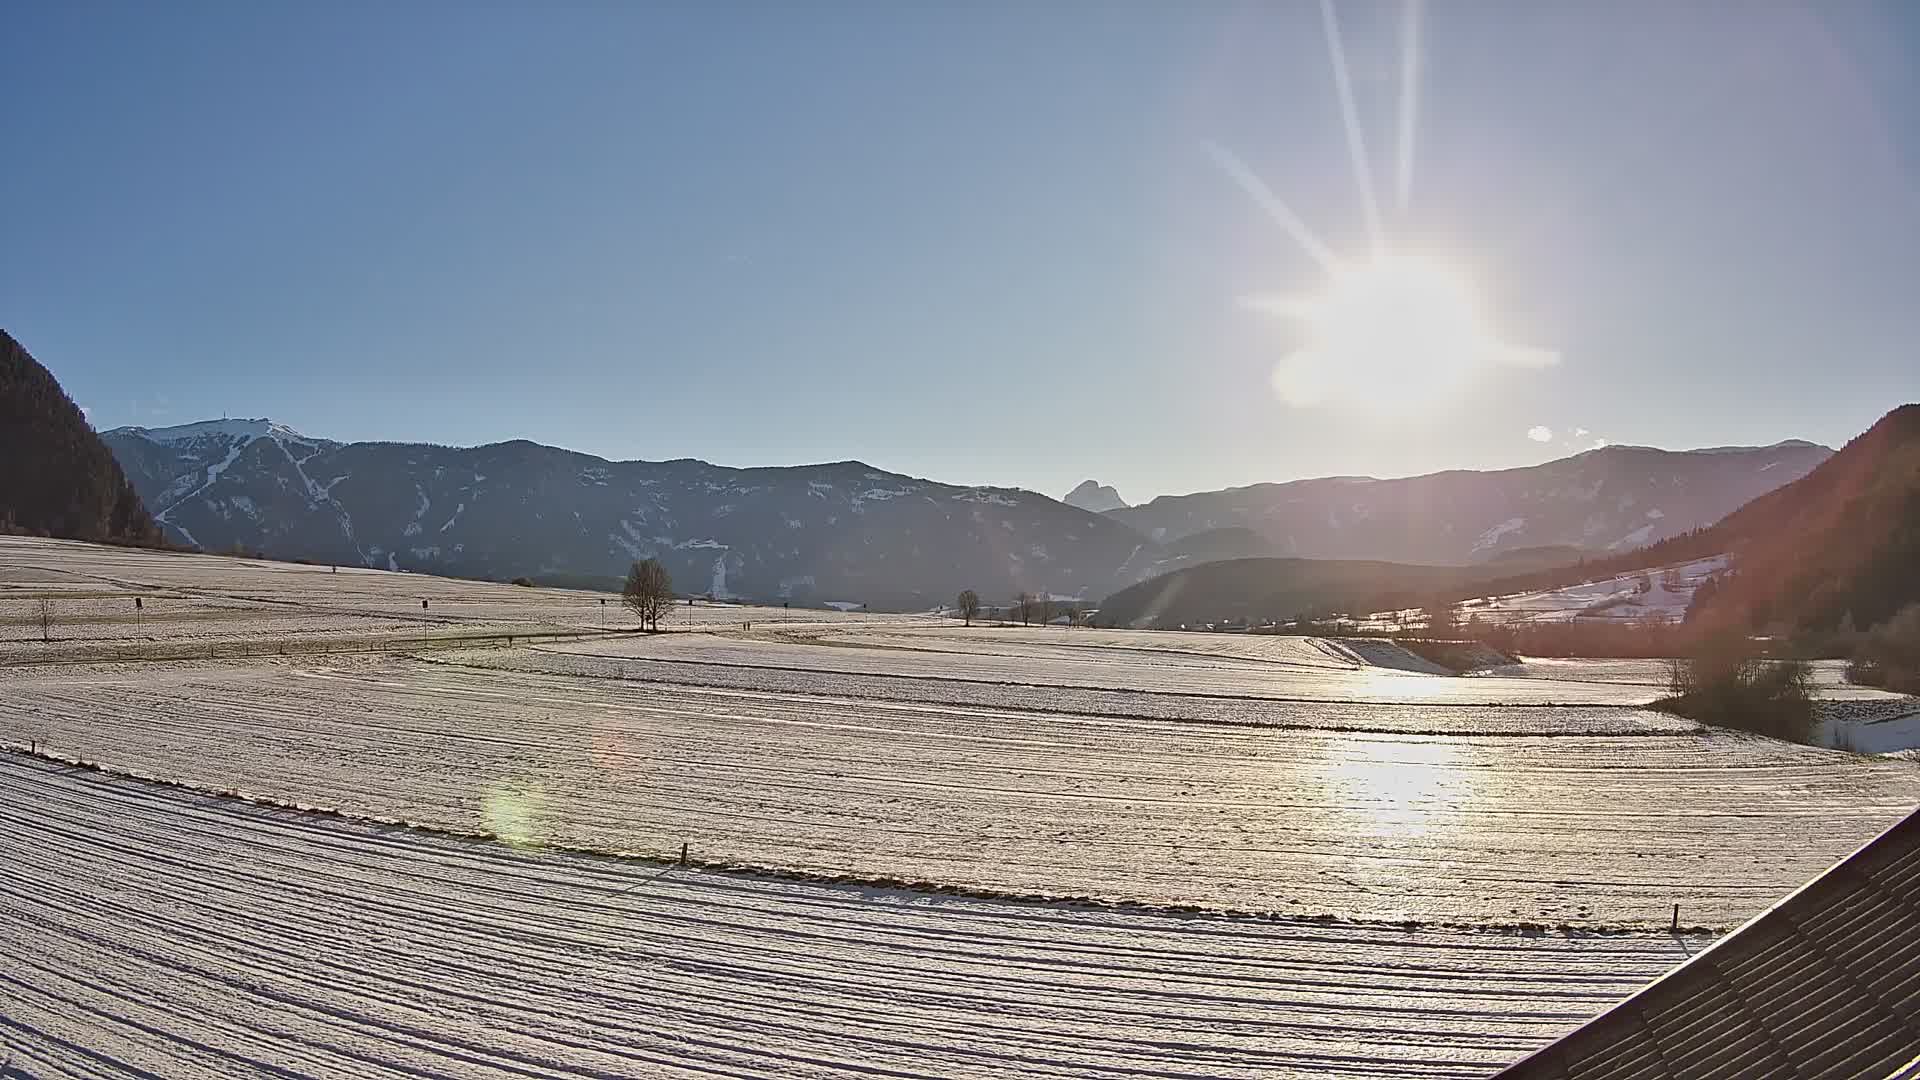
[
  {"left": 6, "top": 655, "right": 1915, "bottom": 928},
  {"left": 0, "top": 754, "right": 1705, "bottom": 1080}
]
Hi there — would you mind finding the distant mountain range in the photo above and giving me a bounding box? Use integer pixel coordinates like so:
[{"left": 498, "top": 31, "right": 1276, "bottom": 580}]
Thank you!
[
  {"left": 1107, "top": 441, "right": 1832, "bottom": 565},
  {"left": 102, "top": 417, "right": 1828, "bottom": 609},
  {"left": 103, "top": 421, "right": 1170, "bottom": 607},
  {"left": 1096, "top": 408, "right": 1920, "bottom": 632},
  {"left": 0, "top": 331, "right": 161, "bottom": 546}
]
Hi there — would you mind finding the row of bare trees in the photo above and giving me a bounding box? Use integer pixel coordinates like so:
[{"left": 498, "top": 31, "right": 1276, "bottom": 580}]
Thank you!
[{"left": 953, "top": 589, "right": 1084, "bottom": 627}]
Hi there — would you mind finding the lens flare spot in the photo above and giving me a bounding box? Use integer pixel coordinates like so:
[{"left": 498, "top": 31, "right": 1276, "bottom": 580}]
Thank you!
[{"left": 482, "top": 782, "right": 548, "bottom": 847}]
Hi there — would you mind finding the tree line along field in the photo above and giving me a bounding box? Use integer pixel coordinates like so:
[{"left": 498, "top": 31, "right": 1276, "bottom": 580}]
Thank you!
[{"left": 4, "top": 534, "right": 1920, "bottom": 1077}]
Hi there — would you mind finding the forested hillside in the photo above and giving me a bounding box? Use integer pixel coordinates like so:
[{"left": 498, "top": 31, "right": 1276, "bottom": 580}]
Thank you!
[
  {"left": 1684, "top": 404, "right": 1920, "bottom": 634},
  {"left": 0, "top": 331, "right": 162, "bottom": 546}
]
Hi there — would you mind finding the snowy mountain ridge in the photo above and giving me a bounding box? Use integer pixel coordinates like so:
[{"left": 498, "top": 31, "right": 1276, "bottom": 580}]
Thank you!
[
  {"left": 1103, "top": 440, "right": 1834, "bottom": 566},
  {"left": 103, "top": 427, "right": 1164, "bottom": 605},
  {"left": 111, "top": 417, "right": 321, "bottom": 447},
  {"left": 102, "top": 423, "right": 1831, "bottom": 607}
]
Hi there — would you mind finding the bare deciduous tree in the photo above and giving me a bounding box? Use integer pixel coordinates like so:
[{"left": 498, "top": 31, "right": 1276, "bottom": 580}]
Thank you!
[
  {"left": 37, "top": 598, "right": 53, "bottom": 643},
  {"left": 956, "top": 589, "right": 980, "bottom": 627},
  {"left": 623, "top": 558, "right": 674, "bottom": 631},
  {"left": 1012, "top": 591, "right": 1033, "bottom": 626}
]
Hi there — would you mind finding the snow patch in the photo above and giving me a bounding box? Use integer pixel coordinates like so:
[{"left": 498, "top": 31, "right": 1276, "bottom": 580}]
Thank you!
[
  {"left": 952, "top": 490, "right": 1017, "bottom": 507},
  {"left": 1471, "top": 517, "right": 1527, "bottom": 554},
  {"left": 119, "top": 417, "right": 309, "bottom": 445},
  {"left": 1609, "top": 524, "right": 1656, "bottom": 550}
]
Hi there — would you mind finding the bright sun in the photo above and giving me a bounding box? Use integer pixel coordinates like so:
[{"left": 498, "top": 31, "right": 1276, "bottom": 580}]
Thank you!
[
  {"left": 1250, "top": 254, "right": 1554, "bottom": 414},
  {"left": 1207, "top": 1, "right": 1559, "bottom": 417}
]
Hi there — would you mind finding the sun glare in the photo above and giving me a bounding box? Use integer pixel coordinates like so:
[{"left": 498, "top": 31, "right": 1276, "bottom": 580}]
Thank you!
[
  {"left": 1251, "top": 255, "right": 1551, "bottom": 413},
  {"left": 1212, "top": 0, "right": 1559, "bottom": 417}
]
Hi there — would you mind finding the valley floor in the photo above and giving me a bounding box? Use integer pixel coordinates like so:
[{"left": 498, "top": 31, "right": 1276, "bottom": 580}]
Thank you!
[{"left": 3, "top": 535, "right": 1918, "bottom": 1077}]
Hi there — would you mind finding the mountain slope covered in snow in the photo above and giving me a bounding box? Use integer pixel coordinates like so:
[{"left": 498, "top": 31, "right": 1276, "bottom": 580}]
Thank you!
[
  {"left": 104, "top": 422, "right": 1159, "bottom": 606},
  {"left": 105, "top": 419, "right": 1833, "bottom": 609},
  {"left": 1106, "top": 442, "right": 1832, "bottom": 565}
]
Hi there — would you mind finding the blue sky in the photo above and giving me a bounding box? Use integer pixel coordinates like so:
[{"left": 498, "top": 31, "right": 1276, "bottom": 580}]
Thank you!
[{"left": 6, "top": 1, "right": 1917, "bottom": 503}]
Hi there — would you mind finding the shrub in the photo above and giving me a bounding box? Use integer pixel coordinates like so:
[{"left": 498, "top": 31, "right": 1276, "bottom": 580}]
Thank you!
[
  {"left": 1848, "top": 604, "right": 1920, "bottom": 693},
  {"left": 1657, "top": 632, "right": 1815, "bottom": 743},
  {"left": 510, "top": 577, "right": 535, "bottom": 587}
]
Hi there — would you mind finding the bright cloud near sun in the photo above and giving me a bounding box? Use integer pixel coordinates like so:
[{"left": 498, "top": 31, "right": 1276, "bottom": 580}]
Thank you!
[{"left": 1528, "top": 425, "right": 1553, "bottom": 442}]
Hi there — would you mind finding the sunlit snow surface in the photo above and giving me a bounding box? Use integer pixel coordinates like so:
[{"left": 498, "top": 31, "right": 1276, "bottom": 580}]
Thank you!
[
  {"left": 0, "top": 755, "right": 1705, "bottom": 1079},
  {"left": 2, "top": 535, "right": 1918, "bottom": 1078}
]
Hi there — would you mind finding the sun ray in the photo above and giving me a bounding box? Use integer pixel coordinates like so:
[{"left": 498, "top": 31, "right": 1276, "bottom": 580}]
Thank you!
[
  {"left": 1396, "top": 0, "right": 1423, "bottom": 212},
  {"left": 1320, "top": 0, "right": 1384, "bottom": 255},
  {"left": 1202, "top": 140, "right": 1342, "bottom": 275}
]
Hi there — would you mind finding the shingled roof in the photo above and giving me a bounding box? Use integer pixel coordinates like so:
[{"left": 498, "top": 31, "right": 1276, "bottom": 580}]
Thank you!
[{"left": 1494, "top": 807, "right": 1920, "bottom": 1080}]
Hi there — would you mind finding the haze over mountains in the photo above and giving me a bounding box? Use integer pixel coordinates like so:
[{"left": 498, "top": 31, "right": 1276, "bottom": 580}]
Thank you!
[
  {"left": 1107, "top": 440, "right": 1833, "bottom": 564},
  {"left": 102, "top": 415, "right": 1827, "bottom": 608}
]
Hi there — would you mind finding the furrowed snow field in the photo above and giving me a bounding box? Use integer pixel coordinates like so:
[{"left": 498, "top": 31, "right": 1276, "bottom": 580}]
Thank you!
[
  {"left": 0, "top": 536, "right": 930, "bottom": 662},
  {"left": 539, "top": 632, "right": 1657, "bottom": 706},
  {"left": 441, "top": 647, "right": 1698, "bottom": 735},
  {"left": 0, "top": 754, "right": 1703, "bottom": 1079},
  {"left": 6, "top": 654, "right": 1916, "bottom": 927},
  {"left": 6, "top": 536, "right": 1920, "bottom": 1077}
]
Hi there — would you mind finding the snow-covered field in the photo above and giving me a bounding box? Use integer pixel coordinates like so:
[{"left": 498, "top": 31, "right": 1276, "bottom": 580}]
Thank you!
[
  {"left": 7, "top": 653, "right": 1917, "bottom": 928},
  {"left": 5, "top": 537, "right": 1919, "bottom": 1077},
  {"left": 542, "top": 631, "right": 1658, "bottom": 706},
  {"left": 0, "top": 754, "right": 1703, "bottom": 1079},
  {"left": 1460, "top": 556, "right": 1729, "bottom": 625},
  {"left": 0, "top": 536, "right": 930, "bottom": 662}
]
